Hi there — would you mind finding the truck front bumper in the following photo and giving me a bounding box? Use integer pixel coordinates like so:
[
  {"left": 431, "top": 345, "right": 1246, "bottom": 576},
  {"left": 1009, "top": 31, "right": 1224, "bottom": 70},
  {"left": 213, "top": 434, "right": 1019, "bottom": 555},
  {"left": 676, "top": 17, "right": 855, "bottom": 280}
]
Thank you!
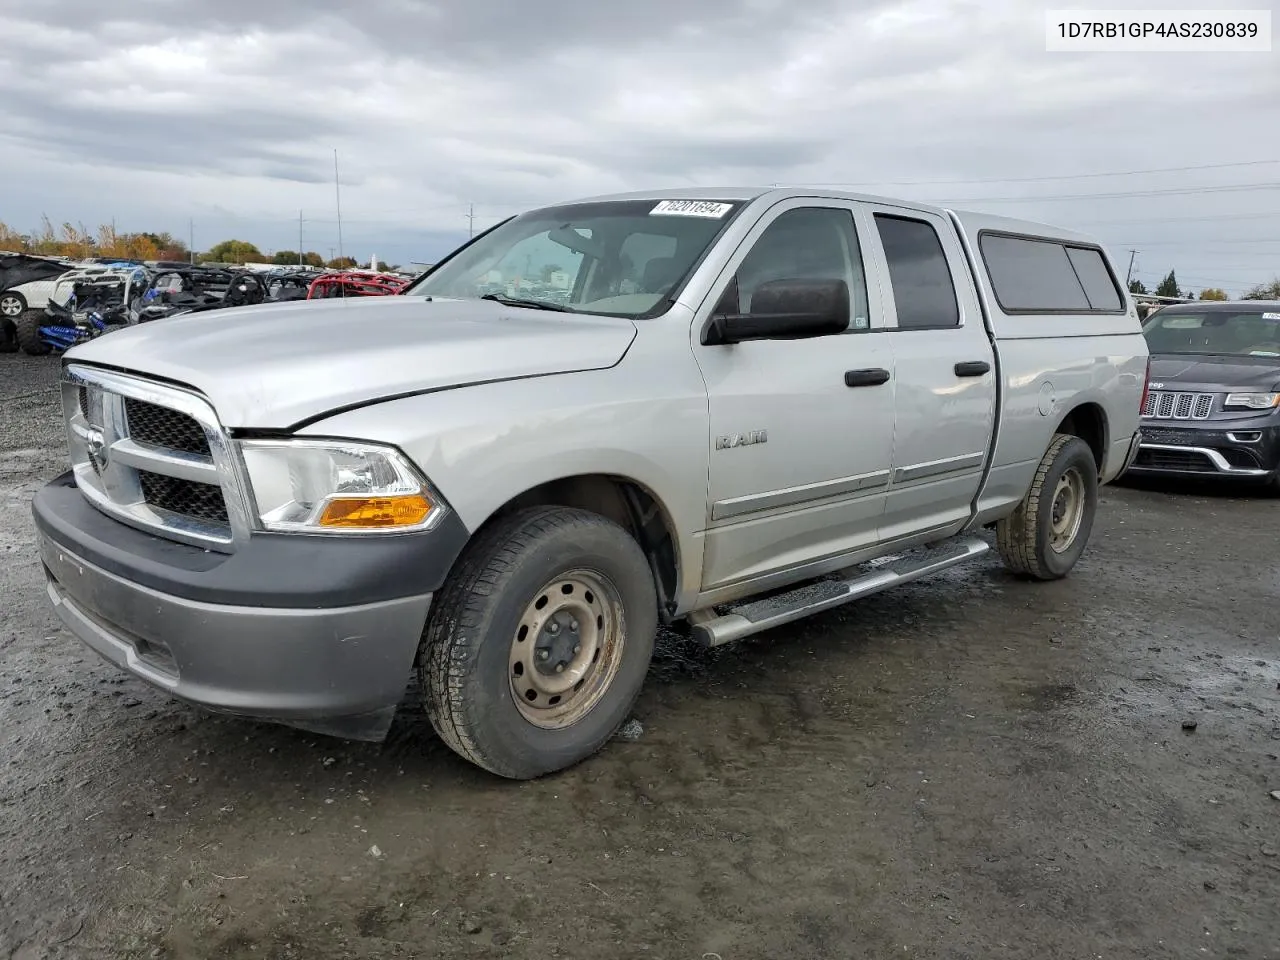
[{"left": 32, "top": 472, "right": 469, "bottom": 740}]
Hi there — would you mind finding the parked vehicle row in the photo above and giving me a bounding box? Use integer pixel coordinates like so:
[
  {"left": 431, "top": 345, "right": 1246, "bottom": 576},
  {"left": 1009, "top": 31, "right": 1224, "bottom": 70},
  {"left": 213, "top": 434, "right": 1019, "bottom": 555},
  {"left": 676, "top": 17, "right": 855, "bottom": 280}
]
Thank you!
[
  {"left": 32, "top": 186, "right": 1148, "bottom": 780},
  {"left": 0, "top": 257, "right": 416, "bottom": 355}
]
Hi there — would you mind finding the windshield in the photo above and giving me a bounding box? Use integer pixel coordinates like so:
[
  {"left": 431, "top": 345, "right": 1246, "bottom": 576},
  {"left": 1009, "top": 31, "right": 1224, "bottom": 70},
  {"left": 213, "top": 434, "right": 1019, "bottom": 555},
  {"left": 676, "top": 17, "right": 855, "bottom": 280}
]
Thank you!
[
  {"left": 1142, "top": 308, "right": 1280, "bottom": 358},
  {"left": 406, "top": 199, "right": 745, "bottom": 317}
]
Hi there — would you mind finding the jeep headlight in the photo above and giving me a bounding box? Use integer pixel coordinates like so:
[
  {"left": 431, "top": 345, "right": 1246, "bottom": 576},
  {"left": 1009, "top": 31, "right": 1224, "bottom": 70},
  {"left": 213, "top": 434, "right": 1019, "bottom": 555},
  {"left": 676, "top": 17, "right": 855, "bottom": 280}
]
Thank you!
[
  {"left": 238, "top": 439, "right": 444, "bottom": 534},
  {"left": 1223, "top": 392, "right": 1280, "bottom": 411}
]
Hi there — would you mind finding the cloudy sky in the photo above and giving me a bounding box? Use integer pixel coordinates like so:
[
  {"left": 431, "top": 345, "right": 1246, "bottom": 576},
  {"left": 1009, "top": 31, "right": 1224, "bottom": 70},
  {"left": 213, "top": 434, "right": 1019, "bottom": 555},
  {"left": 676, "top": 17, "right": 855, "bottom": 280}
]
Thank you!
[{"left": 1, "top": 0, "right": 1276, "bottom": 292}]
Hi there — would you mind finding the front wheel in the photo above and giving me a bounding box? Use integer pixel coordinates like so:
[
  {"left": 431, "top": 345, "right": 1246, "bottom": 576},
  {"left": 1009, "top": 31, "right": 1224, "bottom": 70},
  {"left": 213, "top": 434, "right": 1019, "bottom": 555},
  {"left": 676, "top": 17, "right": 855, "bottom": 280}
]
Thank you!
[
  {"left": 420, "top": 506, "right": 658, "bottom": 779},
  {"left": 0, "top": 318, "right": 16, "bottom": 353},
  {"left": 996, "top": 433, "right": 1099, "bottom": 580},
  {"left": 14, "top": 310, "right": 51, "bottom": 356}
]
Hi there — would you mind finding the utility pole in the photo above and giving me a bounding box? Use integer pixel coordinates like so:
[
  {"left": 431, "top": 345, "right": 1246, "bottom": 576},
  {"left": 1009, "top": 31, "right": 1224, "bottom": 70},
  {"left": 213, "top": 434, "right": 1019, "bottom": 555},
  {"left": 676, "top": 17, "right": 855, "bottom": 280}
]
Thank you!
[
  {"left": 1125, "top": 249, "right": 1137, "bottom": 286},
  {"left": 299, "top": 210, "right": 304, "bottom": 267},
  {"left": 467, "top": 203, "right": 476, "bottom": 238},
  {"left": 189, "top": 218, "right": 194, "bottom": 263},
  {"left": 333, "top": 150, "right": 345, "bottom": 264}
]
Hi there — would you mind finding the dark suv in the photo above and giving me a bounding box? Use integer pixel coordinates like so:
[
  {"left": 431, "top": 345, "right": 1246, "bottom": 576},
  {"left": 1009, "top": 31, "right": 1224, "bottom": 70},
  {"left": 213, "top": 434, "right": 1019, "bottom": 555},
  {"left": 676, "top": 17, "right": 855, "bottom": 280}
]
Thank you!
[{"left": 1127, "top": 300, "right": 1280, "bottom": 491}]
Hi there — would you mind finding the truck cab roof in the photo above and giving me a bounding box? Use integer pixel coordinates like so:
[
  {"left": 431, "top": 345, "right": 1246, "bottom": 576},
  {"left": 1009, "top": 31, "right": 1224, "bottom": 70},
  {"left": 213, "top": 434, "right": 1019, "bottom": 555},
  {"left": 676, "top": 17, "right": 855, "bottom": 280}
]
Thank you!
[{"left": 538, "top": 186, "right": 1105, "bottom": 248}]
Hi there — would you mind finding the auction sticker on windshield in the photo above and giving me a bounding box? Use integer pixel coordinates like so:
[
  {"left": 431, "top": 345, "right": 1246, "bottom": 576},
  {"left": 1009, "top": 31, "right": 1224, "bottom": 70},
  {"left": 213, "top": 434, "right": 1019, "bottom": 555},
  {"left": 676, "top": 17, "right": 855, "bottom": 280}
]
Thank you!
[
  {"left": 650, "top": 200, "right": 734, "bottom": 218},
  {"left": 1263, "top": 312, "right": 1280, "bottom": 320}
]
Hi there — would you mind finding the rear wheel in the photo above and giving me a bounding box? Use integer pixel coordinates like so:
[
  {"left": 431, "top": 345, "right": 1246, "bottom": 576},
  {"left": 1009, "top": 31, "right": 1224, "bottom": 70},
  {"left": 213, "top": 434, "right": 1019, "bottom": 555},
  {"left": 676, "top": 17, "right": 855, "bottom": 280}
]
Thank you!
[
  {"left": 14, "top": 310, "right": 51, "bottom": 356},
  {"left": 997, "top": 433, "right": 1098, "bottom": 580},
  {"left": 0, "top": 318, "right": 15, "bottom": 353},
  {"left": 420, "top": 506, "right": 658, "bottom": 779}
]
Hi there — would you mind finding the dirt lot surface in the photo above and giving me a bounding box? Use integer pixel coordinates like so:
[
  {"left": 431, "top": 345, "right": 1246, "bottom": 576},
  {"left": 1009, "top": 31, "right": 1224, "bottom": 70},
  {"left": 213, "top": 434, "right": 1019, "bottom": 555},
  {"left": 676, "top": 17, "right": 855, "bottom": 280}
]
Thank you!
[{"left": 1, "top": 352, "right": 1278, "bottom": 960}]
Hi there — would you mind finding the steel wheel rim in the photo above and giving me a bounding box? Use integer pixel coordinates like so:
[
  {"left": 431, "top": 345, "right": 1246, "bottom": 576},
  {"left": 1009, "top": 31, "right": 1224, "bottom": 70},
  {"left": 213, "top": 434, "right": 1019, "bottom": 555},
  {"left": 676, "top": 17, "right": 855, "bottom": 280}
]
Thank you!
[
  {"left": 0, "top": 296, "right": 21, "bottom": 317},
  {"left": 1049, "top": 467, "right": 1085, "bottom": 553},
  {"left": 509, "top": 569, "right": 625, "bottom": 729}
]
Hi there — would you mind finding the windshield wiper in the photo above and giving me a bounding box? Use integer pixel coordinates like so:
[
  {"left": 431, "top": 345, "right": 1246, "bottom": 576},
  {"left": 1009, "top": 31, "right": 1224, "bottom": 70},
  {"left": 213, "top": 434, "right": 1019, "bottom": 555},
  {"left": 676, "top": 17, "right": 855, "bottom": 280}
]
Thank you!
[{"left": 479, "top": 293, "right": 573, "bottom": 312}]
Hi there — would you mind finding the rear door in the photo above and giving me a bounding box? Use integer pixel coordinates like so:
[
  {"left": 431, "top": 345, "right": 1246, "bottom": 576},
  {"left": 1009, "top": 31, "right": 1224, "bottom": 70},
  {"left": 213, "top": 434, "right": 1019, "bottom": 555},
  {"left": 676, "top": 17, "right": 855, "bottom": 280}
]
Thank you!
[{"left": 857, "top": 203, "right": 997, "bottom": 540}]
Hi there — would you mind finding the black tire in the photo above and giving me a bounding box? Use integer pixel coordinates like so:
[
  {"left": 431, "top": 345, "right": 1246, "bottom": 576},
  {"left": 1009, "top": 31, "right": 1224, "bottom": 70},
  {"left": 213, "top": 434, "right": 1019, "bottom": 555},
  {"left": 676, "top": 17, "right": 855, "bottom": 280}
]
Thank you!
[
  {"left": 0, "top": 290, "right": 26, "bottom": 321},
  {"left": 14, "top": 310, "right": 51, "bottom": 356},
  {"left": 996, "top": 433, "right": 1098, "bottom": 580},
  {"left": 0, "top": 318, "right": 16, "bottom": 353},
  {"left": 421, "top": 506, "right": 658, "bottom": 780}
]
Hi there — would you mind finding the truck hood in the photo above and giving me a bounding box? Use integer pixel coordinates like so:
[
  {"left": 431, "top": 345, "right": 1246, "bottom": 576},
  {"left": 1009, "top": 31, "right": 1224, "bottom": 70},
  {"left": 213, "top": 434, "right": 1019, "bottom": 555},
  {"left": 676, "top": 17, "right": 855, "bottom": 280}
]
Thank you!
[
  {"left": 1148, "top": 353, "right": 1280, "bottom": 393},
  {"left": 64, "top": 296, "right": 638, "bottom": 428}
]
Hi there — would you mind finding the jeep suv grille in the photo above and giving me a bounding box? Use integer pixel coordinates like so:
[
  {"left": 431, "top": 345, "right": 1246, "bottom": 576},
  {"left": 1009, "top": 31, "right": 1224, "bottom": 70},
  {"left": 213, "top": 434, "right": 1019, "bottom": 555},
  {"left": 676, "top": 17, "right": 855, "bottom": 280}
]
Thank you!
[{"left": 1142, "top": 390, "right": 1215, "bottom": 421}]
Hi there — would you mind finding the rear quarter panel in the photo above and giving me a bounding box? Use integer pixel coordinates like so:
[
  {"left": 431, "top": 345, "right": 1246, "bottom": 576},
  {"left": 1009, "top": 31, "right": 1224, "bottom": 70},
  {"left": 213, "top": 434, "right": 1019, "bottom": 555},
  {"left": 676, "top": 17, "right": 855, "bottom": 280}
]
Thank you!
[{"left": 949, "top": 211, "right": 1149, "bottom": 525}]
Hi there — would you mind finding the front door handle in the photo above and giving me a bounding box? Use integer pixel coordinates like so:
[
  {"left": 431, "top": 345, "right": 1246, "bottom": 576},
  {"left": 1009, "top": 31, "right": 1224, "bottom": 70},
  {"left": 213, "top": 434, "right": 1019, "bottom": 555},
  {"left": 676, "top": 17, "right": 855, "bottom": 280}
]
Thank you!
[
  {"left": 845, "top": 368, "right": 891, "bottom": 388},
  {"left": 954, "top": 360, "right": 991, "bottom": 377}
]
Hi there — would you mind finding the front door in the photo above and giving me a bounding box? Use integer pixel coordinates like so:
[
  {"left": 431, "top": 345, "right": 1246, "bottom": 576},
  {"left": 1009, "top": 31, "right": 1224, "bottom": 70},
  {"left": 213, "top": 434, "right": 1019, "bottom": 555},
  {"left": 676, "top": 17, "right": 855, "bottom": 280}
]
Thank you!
[{"left": 692, "top": 199, "right": 898, "bottom": 591}]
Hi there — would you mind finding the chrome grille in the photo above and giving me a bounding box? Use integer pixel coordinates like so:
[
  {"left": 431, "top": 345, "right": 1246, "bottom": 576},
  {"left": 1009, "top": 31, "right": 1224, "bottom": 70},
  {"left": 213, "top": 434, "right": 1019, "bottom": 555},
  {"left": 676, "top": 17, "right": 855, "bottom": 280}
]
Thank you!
[
  {"left": 124, "top": 398, "right": 211, "bottom": 456},
  {"left": 138, "top": 471, "right": 230, "bottom": 524},
  {"left": 1143, "top": 390, "right": 1215, "bottom": 420},
  {"left": 63, "top": 365, "right": 251, "bottom": 551}
]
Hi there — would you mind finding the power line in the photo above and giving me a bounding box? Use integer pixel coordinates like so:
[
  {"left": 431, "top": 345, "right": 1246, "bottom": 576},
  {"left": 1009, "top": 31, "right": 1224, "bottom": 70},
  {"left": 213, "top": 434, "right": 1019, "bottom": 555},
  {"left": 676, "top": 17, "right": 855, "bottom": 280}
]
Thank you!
[
  {"left": 940, "top": 182, "right": 1280, "bottom": 204},
  {"left": 1114, "top": 238, "right": 1280, "bottom": 246},
  {"left": 781, "top": 158, "right": 1280, "bottom": 188},
  {"left": 1070, "top": 211, "right": 1280, "bottom": 226}
]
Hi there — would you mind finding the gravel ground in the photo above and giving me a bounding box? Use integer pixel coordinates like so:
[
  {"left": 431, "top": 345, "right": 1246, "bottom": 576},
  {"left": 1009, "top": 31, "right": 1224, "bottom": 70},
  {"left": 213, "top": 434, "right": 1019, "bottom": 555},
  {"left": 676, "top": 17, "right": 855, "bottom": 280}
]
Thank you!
[{"left": 1, "top": 352, "right": 1278, "bottom": 960}]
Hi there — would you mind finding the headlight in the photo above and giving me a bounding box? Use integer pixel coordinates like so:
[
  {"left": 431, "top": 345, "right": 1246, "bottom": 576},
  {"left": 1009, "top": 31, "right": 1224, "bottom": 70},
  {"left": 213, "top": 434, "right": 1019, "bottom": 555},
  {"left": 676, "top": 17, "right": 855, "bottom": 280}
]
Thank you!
[
  {"left": 238, "top": 439, "right": 445, "bottom": 534},
  {"left": 1223, "top": 392, "right": 1280, "bottom": 410}
]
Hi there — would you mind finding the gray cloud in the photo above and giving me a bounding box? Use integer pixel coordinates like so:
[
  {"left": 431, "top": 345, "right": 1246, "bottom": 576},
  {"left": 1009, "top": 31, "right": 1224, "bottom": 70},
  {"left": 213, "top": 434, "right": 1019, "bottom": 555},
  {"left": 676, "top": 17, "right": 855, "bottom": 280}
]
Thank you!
[{"left": 0, "top": 0, "right": 1277, "bottom": 292}]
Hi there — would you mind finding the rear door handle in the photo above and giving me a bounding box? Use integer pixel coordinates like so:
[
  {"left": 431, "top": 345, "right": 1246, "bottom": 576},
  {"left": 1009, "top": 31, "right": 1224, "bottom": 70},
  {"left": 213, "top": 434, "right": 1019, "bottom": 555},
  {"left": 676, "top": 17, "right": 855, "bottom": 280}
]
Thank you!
[
  {"left": 954, "top": 360, "right": 991, "bottom": 377},
  {"left": 844, "top": 368, "right": 891, "bottom": 388}
]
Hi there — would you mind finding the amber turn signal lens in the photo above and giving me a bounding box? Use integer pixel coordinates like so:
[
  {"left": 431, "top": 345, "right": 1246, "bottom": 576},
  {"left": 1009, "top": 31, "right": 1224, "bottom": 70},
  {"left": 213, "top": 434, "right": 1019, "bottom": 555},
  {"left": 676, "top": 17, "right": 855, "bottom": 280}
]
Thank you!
[{"left": 318, "top": 494, "right": 435, "bottom": 529}]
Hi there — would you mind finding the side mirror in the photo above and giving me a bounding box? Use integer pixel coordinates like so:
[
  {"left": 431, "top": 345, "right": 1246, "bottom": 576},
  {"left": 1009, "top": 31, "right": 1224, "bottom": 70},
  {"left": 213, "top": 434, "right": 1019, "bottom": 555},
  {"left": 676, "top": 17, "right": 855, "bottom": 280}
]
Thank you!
[{"left": 706, "top": 278, "right": 850, "bottom": 345}]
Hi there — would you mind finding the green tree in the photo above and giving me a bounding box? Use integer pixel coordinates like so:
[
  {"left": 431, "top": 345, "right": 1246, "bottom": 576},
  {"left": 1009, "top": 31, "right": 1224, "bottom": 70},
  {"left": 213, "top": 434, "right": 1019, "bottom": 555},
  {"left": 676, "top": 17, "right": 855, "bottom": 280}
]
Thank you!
[
  {"left": 139, "top": 232, "right": 189, "bottom": 261},
  {"left": 272, "top": 250, "right": 301, "bottom": 265},
  {"left": 1199, "top": 288, "right": 1228, "bottom": 301},
  {"left": 302, "top": 251, "right": 325, "bottom": 268},
  {"left": 327, "top": 256, "right": 358, "bottom": 269},
  {"left": 1241, "top": 279, "right": 1280, "bottom": 300},
  {"left": 203, "top": 239, "right": 263, "bottom": 265},
  {"left": 1154, "top": 270, "right": 1180, "bottom": 298},
  {"left": 1128, "top": 279, "right": 1147, "bottom": 295}
]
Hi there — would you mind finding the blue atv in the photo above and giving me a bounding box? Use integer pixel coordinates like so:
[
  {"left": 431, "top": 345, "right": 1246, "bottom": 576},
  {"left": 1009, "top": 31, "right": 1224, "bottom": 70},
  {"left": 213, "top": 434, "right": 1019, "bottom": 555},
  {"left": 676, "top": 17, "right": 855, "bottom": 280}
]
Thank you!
[{"left": 14, "top": 263, "right": 148, "bottom": 356}]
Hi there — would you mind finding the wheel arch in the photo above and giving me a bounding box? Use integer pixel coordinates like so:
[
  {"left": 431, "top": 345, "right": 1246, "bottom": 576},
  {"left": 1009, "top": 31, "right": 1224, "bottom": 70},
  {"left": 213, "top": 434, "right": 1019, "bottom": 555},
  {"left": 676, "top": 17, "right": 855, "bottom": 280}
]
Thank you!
[
  {"left": 1054, "top": 401, "right": 1108, "bottom": 472},
  {"left": 465, "top": 473, "right": 683, "bottom": 621}
]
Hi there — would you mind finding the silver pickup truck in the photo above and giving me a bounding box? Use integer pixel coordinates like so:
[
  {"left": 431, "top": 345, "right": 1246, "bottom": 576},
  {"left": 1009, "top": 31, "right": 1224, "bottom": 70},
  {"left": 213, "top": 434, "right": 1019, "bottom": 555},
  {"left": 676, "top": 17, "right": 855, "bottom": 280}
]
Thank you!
[{"left": 32, "top": 188, "right": 1149, "bottom": 779}]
